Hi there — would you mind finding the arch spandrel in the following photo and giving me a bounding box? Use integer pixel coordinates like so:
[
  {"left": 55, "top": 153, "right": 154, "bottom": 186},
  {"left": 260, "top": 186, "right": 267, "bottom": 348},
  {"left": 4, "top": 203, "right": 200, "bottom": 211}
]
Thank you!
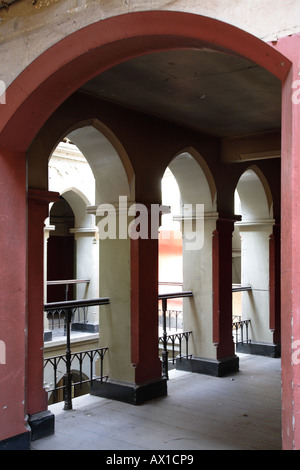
[
  {"left": 67, "top": 124, "right": 134, "bottom": 205},
  {"left": 28, "top": 112, "right": 135, "bottom": 203},
  {"left": 60, "top": 188, "right": 93, "bottom": 230},
  {"left": 236, "top": 166, "right": 273, "bottom": 221},
  {"left": 0, "top": 12, "right": 290, "bottom": 152},
  {"left": 167, "top": 148, "right": 217, "bottom": 213}
]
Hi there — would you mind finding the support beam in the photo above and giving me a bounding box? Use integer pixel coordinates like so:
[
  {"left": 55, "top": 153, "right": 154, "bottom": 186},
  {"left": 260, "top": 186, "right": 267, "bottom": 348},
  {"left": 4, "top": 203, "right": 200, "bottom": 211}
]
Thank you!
[
  {"left": 213, "top": 214, "right": 240, "bottom": 361},
  {"left": 0, "top": 150, "right": 28, "bottom": 447},
  {"left": 27, "top": 188, "right": 59, "bottom": 439},
  {"left": 273, "top": 33, "right": 300, "bottom": 450},
  {"left": 221, "top": 131, "right": 281, "bottom": 163}
]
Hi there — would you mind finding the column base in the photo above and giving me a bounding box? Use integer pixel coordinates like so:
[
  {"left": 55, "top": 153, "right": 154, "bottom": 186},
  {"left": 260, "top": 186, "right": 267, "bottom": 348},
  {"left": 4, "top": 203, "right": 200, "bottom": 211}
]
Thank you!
[
  {"left": 71, "top": 322, "right": 99, "bottom": 333},
  {"left": 0, "top": 431, "right": 31, "bottom": 450},
  {"left": 236, "top": 341, "right": 281, "bottom": 358},
  {"left": 28, "top": 410, "right": 55, "bottom": 441},
  {"left": 90, "top": 377, "right": 167, "bottom": 405},
  {"left": 44, "top": 330, "right": 52, "bottom": 342},
  {"left": 176, "top": 354, "right": 239, "bottom": 377}
]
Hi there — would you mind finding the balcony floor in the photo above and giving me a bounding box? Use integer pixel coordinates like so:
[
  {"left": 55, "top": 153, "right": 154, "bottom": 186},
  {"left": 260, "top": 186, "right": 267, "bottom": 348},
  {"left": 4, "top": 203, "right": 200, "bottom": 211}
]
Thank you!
[{"left": 31, "top": 354, "right": 281, "bottom": 451}]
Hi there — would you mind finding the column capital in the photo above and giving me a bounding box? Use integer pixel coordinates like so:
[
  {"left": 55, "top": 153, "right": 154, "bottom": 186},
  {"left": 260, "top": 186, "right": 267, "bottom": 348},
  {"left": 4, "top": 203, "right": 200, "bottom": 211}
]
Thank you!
[
  {"left": 28, "top": 188, "right": 60, "bottom": 205},
  {"left": 174, "top": 211, "right": 219, "bottom": 222},
  {"left": 236, "top": 218, "right": 275, "bottom": 229},
  {"left": 217, "top": 213, "right": 242, "bottom": 223},
  {"left": 87, "top": 200, "right": 170, "bottom": 216},
  {"left": 69, "top": 227, "right": 99, "bottom": 235}
]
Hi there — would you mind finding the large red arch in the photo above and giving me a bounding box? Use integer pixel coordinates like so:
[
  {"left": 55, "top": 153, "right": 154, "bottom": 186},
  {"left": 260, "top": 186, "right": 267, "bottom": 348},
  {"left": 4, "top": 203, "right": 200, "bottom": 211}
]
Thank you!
[
  {"left": 1, "top": 9, "right": 297, "bottom": 449},
  {"left": 0, "top": 10, "right": 290, "bottom": 151}
]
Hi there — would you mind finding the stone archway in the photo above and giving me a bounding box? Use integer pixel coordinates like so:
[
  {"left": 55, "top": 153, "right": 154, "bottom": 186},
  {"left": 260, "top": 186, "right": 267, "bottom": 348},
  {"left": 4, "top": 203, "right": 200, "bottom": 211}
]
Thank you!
[
  {"left": 235, "top": 167, "right": 280, "bottom": 357},
  {"left": 162, "top": 150, "right": 220, "bottom": 368},
  {"left": 0, "top": 10, "right": 295, "bottom": 449}
]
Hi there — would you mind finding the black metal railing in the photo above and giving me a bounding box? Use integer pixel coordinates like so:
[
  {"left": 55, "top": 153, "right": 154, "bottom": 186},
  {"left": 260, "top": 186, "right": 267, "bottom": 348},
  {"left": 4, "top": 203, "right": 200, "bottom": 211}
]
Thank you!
[
  {"left": 232, "top": 284, "right": 251, "bottom": 346},
  {"left": 158, "top": 291, "right": 193, "bottom": 379},
  {"left": 46, "top": 279, "right": 91, "bottom": 329},
  {"left": 47, "top": 279, "right": 90, "bottom": 301},
  {"left": 232, "top": 284, "right": 251, "bottom": 293},
  {"left": 232, "top": 319, "right": 251, "bottom": 345},
  {"left": 44, "top": 297, "right": 109, "bottom": 410},
  {"left": 46, "top": 304, "right": 92, "bottom": 331},
  {"left": 158, "top": 331, "right": 192, "bottom": 364},
  {"left": 44, "top": 347, "right": 108, "bottom": 405},
  {"left": 158, "top": 309, "right": 183, "bottom": 331}
]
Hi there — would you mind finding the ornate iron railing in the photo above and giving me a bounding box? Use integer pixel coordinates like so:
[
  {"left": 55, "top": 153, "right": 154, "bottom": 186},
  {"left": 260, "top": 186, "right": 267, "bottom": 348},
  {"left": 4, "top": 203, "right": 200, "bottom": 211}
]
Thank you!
[
  {"left": 47, "top": 279, "right": 90, "bottom": 300},
  {"left": 44, "top": 297, "right": 109, "bottom": 410},
  {"left": 158, "top": 291, "right": 193, "bottom": 379},
  {"left": 46, "top": 279, "right": 91, "bottom": 329},
  {"left": 46, "top": 304, "right": 92, "bottom": 330},
  {"left": 44, "top": 347, "right": 108, "bottom": 405},
  {"left": 158, "top": 331, "right": 192, "bottom": 364},
  {"left": 232, "top": 319, "right": 251, "bottom": 344},
  {"left": 232, "top": 284, "right": 251, "bottom": 345},
  {"left": 158, "top": 308, "right": 183, "bottom": 331}
]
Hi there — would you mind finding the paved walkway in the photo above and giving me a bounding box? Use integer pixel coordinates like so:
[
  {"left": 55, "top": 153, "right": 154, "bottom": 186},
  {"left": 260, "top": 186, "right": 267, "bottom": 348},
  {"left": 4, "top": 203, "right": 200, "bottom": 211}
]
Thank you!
[{"left": 31, "top": 354, "right": 282, "bottom": 451}]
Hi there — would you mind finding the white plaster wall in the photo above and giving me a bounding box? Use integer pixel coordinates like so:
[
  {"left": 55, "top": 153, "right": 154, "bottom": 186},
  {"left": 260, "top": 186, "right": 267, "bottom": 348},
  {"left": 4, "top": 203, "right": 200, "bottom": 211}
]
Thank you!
[
  {"left": 182, "top": 217, "right": 217, "bottom": 359},
  {"left": 98, "top": 233, "right": 133, "bottom": 383},
  {"left": 236, "top": 170, "right": 274, "bottom": 344},
  {"left": 46, "top": 142, "right": 100, "bottom": 322},
  {"left": 239, "top": 224, "right": 273, "bottom": 343},
  {"left": 167, "top": 152, "right": 217, "bottom": 358},
  {"left": 1, "top": 0, "right": 300, "bottom": 87},
  {"left": 49, "top": 141, "right": 95, "bottom": 207},
  {"left": 67, "top": 126, "right": 132, "bottom": 205},
  {"left": 71, "top": 230, "right": 100, "bottom": 322}
]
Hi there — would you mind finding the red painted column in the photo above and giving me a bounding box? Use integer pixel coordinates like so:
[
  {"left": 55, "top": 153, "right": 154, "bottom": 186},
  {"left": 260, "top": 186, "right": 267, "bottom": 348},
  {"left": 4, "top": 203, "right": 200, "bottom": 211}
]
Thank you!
[
  {"left": 130, "top": 206, "right": 162, "bottom": 384},
  {"left": 272, "top": 34, "right": 300, "bottom": 450},
  {"left": 213, "top": 215, "right": 239, "bottom": 360},
  {"left": 0, "top": 150, "right": 28, "bottom": 444},
  {"left": 269, "top": 224, "right": 281, "bottom": 347},
  {"left": 27, "top": 189, "right": 59, "bottom": 416}
]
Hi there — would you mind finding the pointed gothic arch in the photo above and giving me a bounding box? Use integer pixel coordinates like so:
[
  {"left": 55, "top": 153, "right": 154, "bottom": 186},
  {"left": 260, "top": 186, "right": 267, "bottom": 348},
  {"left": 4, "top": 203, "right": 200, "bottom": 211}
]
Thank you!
[
  {"left": 234, "top": 166, "right": 278, "bottom": 356},
  {"left": 236, "top": 166, "right": 273, "bottom": 221}
]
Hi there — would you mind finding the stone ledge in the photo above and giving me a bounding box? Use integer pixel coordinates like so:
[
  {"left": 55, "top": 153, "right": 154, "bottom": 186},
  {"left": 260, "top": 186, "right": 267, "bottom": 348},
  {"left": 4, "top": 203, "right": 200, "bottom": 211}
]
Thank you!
[
  {"left": 176, "top": 355, "right": 239, "bottom": 377},
  {"left": 236, "top": 341, "right": 281, "bottom": 358},
  {"left": 28, "top": 410, "right": 55, "bottom": 441},
  {"left": 0, "top": 431, "right": 31, "bottom": 450},
  {"left": 90, "top": 377, "right": 168, "bottom": 405}
]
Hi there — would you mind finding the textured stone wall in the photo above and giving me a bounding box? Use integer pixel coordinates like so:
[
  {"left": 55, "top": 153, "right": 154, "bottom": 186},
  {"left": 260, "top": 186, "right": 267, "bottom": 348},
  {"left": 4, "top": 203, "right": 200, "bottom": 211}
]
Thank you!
[{"left": 1, "top": 0, "right": 300, "bottom": 86}]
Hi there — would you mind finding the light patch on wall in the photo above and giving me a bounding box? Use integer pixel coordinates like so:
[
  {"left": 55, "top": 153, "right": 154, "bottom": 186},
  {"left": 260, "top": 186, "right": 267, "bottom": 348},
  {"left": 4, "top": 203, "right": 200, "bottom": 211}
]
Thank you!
[
  {"left": 0, "top": 340, "right": 6, "bottom": 364},
  {"left": 33, "top": 0, "right": 60, "bottom": 11},
  {"left": 292, "top": 80, "right": 300, "bottom": 105},
  {"left": 0, "top": 80, "right": 6, "bottom": 104}
]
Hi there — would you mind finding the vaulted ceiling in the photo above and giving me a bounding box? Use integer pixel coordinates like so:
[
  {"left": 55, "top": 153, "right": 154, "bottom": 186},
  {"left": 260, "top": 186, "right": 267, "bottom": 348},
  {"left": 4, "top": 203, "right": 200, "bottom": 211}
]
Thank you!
[{"left": 80, "top": 49, "right": 281, "bottom": 139}]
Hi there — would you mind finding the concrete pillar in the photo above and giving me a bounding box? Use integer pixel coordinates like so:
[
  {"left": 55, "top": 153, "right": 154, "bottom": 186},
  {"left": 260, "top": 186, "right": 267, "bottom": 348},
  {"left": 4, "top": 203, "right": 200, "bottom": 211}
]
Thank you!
[
  {"left": 273, "top": 33, "right": 300, "bottom": 450},
  {"left": 130, "top": 233, "right": 163, "bottom": 385},
  {"left": 27, "top": 188, "right": 59, "bottom": 441},
  {"left": 0, "top": 150, "right": 28, "bottom": 449},
  {"left": 236, "top": 218, "right": 279, "bottom": 356},
  {"left": 44, "top": 224, "right": 55, "bottom": 337},
  {"left": 212, "top": 215, "right": 239, "bottom": 369},
  {"left": 176, "top": 212, "right": 239, "bottom": 376},
  {"left": 89, "top": 201, "right": 166, "bottom": 404},
  {"left": 181, "top": 213, "right": 217, "bottom": 360},
  {"left": 269, "top": 224, "right": 281, "bottom": 348}
]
